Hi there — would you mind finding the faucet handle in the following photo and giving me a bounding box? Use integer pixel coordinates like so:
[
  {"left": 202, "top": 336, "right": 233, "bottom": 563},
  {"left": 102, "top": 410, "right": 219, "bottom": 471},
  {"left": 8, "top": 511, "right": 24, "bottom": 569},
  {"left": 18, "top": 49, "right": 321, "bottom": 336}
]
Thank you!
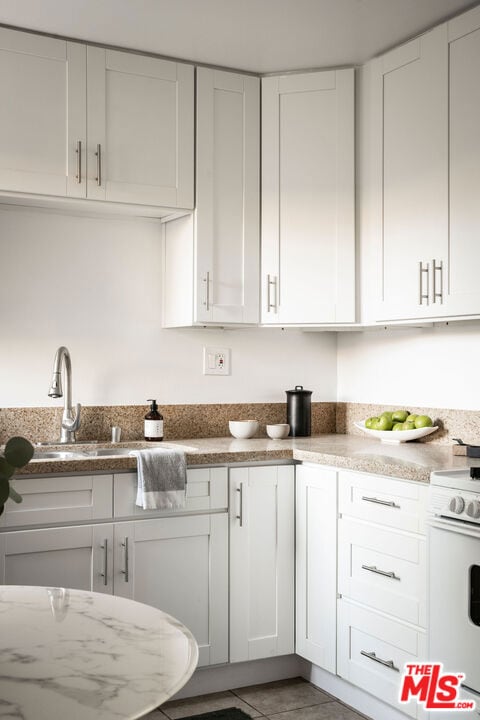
[{"left": 62, "top": 403, "right": 82, "bottom": 432}]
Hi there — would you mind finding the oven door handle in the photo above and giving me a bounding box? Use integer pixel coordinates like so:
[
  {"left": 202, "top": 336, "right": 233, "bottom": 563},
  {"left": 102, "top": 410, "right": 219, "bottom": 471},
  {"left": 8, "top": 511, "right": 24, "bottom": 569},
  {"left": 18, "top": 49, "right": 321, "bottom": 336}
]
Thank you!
[{"left": 428, "top": 517, "right": 480, "bottom": 539}]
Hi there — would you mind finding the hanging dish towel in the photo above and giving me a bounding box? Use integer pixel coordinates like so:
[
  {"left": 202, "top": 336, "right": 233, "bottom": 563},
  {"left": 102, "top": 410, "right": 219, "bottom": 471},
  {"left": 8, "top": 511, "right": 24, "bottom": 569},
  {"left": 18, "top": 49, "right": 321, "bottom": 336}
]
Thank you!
[{"left": 131, "top": 448, "right": 187, "bottom": 510}]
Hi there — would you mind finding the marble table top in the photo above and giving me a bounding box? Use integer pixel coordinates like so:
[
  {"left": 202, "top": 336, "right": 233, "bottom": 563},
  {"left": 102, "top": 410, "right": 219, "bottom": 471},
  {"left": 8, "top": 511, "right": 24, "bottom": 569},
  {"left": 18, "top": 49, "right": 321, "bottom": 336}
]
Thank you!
[{"left": 0, "top": 586, "right": 198, "bottom": 720}]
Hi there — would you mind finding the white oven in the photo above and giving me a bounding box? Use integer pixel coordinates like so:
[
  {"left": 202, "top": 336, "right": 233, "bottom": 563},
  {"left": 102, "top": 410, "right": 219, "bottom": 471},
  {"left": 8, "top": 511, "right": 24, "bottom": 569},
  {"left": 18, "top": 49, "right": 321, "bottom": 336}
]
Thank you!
[{"left": 428, "top": 470, "right": 480, "bottom": 703}]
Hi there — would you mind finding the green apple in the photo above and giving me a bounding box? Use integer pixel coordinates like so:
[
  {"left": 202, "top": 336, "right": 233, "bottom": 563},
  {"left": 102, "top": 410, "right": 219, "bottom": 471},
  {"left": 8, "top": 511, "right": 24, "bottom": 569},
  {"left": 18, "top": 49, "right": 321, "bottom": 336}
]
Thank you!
[
  {"left": 381, "top": 411, "right": 394, "bottom": 422},
  {"left": 406, "top": 414, "right": 418, "bottom": 423},
  {"left": 402, "top": 421, "right": 416, "bottom": 431},
  {"left": 373, "top": 416, "right": 394, "bottom": 431},
  {"left": 392, "top": 423, "right": 404, "bottom": 431},
  {"left": 415, "top": 415, "right": 433, "bottom": 429},
  {"left": 365, "top": 417, "right": 377, "bottom": 429},
  {"left": 392, "top": 410, "right": 410, "bottom": 423}
]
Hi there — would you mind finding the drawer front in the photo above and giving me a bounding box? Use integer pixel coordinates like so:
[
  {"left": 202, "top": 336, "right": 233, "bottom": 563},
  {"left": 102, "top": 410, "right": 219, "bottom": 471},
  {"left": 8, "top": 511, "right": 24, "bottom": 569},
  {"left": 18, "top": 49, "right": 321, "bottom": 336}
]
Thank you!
[
  {"left": 338, "top": 470, "right": 428, "bottom": 534},
  {"left": 114, "top": 467, "right": 228, "bottom": 518},
  {"left": 2, "top": 475, "right": 113, "bottom": 529},
  {"left": 337, "top": 599, "right": 426, "bottom": 719},
  {"left": 338, "top": 518, "right": 426, "bottom": 627}
]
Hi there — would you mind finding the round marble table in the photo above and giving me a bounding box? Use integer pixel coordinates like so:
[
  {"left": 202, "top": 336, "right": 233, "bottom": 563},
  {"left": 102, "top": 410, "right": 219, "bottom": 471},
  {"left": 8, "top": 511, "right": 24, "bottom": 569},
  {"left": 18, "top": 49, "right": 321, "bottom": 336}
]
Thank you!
[{"left": 0, "top": 586, "right": 198, "bottom": 720}]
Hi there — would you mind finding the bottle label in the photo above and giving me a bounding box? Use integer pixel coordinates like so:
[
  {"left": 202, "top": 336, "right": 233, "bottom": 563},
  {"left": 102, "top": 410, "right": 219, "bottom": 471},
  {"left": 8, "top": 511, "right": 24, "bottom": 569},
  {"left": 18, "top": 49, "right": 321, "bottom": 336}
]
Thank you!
[{"left": 144, "top": 420, "right": 164, "bottom": 438}]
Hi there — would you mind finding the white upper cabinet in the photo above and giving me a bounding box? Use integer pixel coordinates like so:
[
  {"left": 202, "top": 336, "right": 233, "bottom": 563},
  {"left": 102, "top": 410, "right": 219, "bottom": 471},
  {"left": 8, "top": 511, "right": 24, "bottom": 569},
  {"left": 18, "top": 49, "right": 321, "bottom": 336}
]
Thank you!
[
  {"left": 0, "top": 28, "right": 86, "bottom": 198},
  {"left": 0, "top": 26, "right": 194, "bottom": 210},
  {"left": 446, "top": 7, "right": 480, "bottom": 317},
  {"left": 261, "top": 69, "right": 355, "bottom": 325},
  {"left": 162, "top": 68, "right": 260, "bottom": 327},
  {"left": 371, "top": 25, "right": 449, "bottom": 322},
  {"left": 87, "top": 48, "right": 194, "bottom": 208}
]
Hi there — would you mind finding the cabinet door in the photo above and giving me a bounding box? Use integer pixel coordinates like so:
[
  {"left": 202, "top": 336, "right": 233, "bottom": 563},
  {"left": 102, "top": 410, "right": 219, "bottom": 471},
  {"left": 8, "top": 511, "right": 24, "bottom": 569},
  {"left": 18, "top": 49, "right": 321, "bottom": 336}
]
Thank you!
[
  {"left": 87, "top": 47, "right": 193, "bottom": 208},
  {"left": 195, "top": 69, "right": 260, "bottom": 324},
  {"left": 113, "top": 514, "right": 228, "bottom": 666},
  {"left": 296, "top": 465, "right": 337, "bottom": 673},
  {"left": 446, "top": 7, "right": 480, "bottom": 316},
  {"left": 229, "top": 465, "right": 294, "bottom": 662},
  {"left": 0, "top": 524, "right": 113, "bottom": 593},
  {"left": 373, "top": 26, "right": 449, "bottom": 321},
  {"left": 262, "top": 69, "right": 355, "bottom": 325},
  {"left": 0, "top": 27, "right": 86, "bottom": 198}
]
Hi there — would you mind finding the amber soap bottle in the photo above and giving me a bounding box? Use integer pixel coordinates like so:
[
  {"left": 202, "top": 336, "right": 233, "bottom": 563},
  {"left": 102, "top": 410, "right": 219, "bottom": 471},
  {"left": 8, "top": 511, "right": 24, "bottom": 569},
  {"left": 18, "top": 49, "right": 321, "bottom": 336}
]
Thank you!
[{"left": 144, "top": 399, "right": 164, "bottom": 441}]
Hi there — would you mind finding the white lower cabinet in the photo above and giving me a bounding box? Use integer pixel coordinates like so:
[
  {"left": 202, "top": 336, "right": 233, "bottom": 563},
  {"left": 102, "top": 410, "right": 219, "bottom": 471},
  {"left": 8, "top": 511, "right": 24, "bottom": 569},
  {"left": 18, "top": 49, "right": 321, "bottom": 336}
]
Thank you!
[
  {"left": 229, "top": 465, "right": 295, "bottom": 662},
  {"left": 112, "top": 513, "right": 228, "bottom": 667},
  {"left": 295, "top": 464, "right": 337, "bottom": 673},
  {"left": 0, "top": 523, "right": 114, "bottom": 593},
  {"left": 337, "top": 600, "right": 426, "bottom": 719}
]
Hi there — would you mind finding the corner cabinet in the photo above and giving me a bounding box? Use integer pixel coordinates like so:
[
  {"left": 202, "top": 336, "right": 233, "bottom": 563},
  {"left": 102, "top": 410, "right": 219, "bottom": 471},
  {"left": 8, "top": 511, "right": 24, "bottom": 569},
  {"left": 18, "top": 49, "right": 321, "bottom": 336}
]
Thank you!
[
  {"left": 229, "top": 465, "right": 294, "bottom": 662},
  {"left": 261, "top": 69, "right": 355, "bottom": 325},
  {"left": 0, "top": 26, "right": 194, "bottom": 209},
  {"left": 162, "top": 68, "right": 260, "bottom": 327}
]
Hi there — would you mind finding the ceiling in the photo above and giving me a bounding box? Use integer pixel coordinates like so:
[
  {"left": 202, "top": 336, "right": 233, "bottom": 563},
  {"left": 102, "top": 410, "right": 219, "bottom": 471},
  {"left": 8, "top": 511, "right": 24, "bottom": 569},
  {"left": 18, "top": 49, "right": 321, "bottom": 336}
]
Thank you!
[{"left": 0, "top": 0, "right": 478, "bottom": 73}]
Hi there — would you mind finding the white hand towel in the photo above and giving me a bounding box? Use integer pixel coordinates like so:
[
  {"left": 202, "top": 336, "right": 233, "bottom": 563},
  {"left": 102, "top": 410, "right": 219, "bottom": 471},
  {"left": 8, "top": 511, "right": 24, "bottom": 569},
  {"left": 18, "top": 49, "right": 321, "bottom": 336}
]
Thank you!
[{"left": 131, "top": 448, "right": 186, "bottom": 510}]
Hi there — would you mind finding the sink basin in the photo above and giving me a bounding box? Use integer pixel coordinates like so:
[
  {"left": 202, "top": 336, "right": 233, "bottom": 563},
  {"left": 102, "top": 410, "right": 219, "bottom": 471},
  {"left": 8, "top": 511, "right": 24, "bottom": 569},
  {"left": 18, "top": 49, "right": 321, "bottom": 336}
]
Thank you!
[
  {"left": 85, "top": 448, "right": 134, "bottom": 457},
  {"left": 33, "top": 450, "right": 83, "bottom": 460}
]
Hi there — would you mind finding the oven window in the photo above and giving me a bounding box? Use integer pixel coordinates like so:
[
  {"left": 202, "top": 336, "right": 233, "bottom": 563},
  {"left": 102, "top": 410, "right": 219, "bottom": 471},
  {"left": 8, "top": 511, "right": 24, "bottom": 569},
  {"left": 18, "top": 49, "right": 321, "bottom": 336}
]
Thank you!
[{"left": 470, "top": 565, "right": 480, "bottom": 626}]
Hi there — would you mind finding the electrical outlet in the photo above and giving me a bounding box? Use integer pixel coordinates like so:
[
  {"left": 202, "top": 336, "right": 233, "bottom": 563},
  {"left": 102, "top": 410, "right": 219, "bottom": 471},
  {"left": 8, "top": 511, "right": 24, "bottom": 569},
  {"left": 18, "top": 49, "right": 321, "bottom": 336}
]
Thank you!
[{"left": 203, "top": 347, "right": 231, "bottom": 375}]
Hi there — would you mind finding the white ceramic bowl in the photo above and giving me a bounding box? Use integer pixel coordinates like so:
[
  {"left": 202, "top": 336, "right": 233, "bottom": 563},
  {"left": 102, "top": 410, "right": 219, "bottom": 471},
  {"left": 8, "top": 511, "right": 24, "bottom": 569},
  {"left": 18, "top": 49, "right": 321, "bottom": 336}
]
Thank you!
[
  {"left": 266, "top": 424, "right": 290, "bottom": 439},
  {"left": 229, "top": 420, "right": 259, "bottom": 439},
  {"left": 354, "top": 420, "right": 438, "bottom": 444}
]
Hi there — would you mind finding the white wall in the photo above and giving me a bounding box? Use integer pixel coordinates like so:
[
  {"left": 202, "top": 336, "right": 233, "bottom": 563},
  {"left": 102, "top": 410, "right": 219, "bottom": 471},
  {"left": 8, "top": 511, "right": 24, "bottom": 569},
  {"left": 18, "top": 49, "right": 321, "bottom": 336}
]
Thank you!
[
  {"left": 0, "top": 205, "right": 337, "bottom": 408},
  {"left": 337, "top": 324, "right": 480, "bottom": 410}
]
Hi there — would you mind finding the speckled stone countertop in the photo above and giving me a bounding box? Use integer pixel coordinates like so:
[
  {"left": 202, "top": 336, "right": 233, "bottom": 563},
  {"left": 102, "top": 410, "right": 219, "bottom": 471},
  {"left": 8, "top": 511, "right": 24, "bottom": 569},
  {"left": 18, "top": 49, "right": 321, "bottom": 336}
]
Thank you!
[{"left": 17, "top": 434, "right": 474, "bottom": 483}]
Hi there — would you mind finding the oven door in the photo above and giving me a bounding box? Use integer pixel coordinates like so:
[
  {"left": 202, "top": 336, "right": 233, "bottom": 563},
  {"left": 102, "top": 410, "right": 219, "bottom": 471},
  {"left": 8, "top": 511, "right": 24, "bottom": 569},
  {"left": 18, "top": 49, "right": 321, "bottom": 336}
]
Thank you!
[{"left": 428, "top": 518, "right": 480, "bottom": 697}]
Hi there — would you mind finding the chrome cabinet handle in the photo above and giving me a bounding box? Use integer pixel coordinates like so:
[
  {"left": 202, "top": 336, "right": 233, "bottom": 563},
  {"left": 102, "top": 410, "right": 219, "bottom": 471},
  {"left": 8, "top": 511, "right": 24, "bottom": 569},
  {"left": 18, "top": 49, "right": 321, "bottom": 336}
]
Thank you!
[
  {"left": 75, "top": 140, "right": 82, "bottom": 183},
  {"left": 121, "top": 538, "right": 129, "bottom": 582},
  {"left": 419, "top": 261, "right": 429, "bottom": 305},
  {"left": 203, "top": 272, "right": 210, "bottom": 311},
  {"left": 95, "top": 143, "right": 102, "bottom": 186},
  {"left": 267, "top": 275, "right": 277, "bottom": 313},
  {"left": 361, "top": 650, "right": 399, "bottom": 672},
  {"left": 432, "top": 259, "right": 443, "bottom": 303},
  {"left": 100, "top": 538, "right": 108, "bottom": 586},
  {"left": 361, "top": 495, "right": 400, "bottom": 509},
  {"left": 236, "top": 485, "right": 243, "bottom": 527},
  {"left": 362, "top": 564, "right": 400, "bottom": 580}
]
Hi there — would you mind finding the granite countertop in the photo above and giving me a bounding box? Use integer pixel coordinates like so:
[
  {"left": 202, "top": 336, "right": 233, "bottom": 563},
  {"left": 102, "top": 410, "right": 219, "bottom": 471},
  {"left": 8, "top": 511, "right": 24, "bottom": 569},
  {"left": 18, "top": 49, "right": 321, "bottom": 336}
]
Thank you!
[
  {"left": 0, "top": 586, "right": 197, "bottom": 720},
  {"left": 18, "top": 434, "right": 475, "bottom": 483}
]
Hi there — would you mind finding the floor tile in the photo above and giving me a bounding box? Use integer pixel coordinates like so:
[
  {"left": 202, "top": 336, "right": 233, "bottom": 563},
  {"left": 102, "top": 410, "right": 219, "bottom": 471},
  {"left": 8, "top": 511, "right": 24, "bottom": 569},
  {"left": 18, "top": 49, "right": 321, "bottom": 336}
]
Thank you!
[
  {"left": 232, "top": 678, "right": 332, "bottom": 715},
  {"left": 142, "top": 711, "right": 170, "bottom": 720},
  {"left": 267, "top": 702, "right": 367, "bottom": 720},
  {"left": 162, "top": 690, "right": 263, "bottom": 719}
]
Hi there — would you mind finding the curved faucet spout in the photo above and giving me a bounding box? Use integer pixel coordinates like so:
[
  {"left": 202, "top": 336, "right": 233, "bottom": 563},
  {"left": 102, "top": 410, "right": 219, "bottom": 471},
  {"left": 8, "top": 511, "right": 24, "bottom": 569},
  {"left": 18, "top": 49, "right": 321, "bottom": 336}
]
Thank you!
[{"left": 48, "top": 346, "right": 81, "bottom": 443}]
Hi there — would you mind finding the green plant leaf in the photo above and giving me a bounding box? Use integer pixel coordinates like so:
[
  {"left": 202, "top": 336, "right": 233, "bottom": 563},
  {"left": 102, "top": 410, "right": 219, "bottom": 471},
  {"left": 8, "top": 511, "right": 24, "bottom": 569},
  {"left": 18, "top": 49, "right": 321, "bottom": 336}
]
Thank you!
[
  {"left": 0, "top": 457, "right": 14, "bottom": 481},
  {"left": 8, "top": 486, "right": 22, "bottom": 504},
  {"left": 5, "top": 436, "right": 34, "bottom": 468},
  {"left": 0, "top": 476, "right": 9, "bottom": 505}
]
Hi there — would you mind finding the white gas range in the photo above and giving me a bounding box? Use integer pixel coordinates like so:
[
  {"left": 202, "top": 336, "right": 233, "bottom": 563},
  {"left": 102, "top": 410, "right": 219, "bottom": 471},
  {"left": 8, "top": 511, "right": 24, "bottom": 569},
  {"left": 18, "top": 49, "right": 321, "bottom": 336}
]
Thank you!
[{"left": 428, "top": 468, "right": 480, "bottom": 707}]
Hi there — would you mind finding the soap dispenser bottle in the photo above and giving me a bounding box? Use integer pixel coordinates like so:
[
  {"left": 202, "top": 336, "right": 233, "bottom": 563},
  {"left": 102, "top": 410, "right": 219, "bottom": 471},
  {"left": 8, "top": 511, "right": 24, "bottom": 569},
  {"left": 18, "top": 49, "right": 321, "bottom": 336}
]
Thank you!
[{"left": 144, "top": 399, "right": 164, "bottom": 441}]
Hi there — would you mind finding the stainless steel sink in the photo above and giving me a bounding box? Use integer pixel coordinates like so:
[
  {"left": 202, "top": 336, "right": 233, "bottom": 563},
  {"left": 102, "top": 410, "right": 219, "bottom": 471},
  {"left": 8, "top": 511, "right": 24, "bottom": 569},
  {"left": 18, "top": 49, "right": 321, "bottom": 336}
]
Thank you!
[
  {"left": 33, "top": 450, "right": 84, "bottom": 460},
  {"left": 84, "top": 448, "right": 134, "bottom": 457}
]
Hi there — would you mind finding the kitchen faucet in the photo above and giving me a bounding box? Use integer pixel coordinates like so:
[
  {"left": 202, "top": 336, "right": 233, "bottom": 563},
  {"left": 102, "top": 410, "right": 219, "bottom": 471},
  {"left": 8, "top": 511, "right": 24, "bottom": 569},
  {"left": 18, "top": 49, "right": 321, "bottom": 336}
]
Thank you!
[{"left": 47, "top": 346, "right": 81, "bottom": 443}]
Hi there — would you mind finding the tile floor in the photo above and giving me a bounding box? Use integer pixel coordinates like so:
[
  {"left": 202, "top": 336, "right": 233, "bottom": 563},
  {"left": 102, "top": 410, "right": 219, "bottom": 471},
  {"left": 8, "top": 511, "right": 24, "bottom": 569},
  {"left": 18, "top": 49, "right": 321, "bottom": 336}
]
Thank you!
[{"left": 145, "top": 678, "right": 371, "bottom": 720}]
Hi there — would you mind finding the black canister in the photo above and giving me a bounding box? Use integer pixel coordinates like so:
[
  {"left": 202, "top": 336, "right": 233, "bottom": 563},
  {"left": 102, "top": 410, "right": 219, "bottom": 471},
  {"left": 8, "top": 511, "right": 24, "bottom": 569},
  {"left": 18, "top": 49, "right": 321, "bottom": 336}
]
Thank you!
[{"left": 286, "top": 385, "right": 312, "bottom": 437}]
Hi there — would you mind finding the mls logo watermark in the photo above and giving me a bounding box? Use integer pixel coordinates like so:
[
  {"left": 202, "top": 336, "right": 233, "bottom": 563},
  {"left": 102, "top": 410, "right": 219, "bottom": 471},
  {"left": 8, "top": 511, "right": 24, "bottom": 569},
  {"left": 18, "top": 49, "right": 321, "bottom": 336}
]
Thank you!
[{"left": 400, "top": 664, "right": 476, "bottom": 711}]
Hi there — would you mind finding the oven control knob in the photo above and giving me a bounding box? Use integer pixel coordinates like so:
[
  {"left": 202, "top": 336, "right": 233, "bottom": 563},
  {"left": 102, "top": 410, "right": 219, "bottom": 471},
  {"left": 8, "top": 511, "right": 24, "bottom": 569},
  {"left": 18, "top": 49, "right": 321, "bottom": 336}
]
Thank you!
[
  {"left": 449, "top": 496, "right": 465, "bottom": 514},
  {"left": 466, "top": 500, "right": 480, "bottom": 519}
]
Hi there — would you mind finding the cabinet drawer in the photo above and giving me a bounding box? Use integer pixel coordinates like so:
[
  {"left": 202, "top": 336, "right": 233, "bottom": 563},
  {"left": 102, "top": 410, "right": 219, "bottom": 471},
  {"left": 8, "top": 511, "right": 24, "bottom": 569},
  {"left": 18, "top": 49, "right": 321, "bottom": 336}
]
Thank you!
[
  {"left": 2, "top": 475, "right": 113, "bottom": 529},
  {"left": 114, "top": 467, "right": 228, "bottom": 518},
  {"left": 338, "top": 518, "right": 426, "bottom": 627},
  {"left": 337, "top": 600, "right": 426, "bottom": 719},
  {"left": 338, "top": 470, "right": 427, "bottom": 534}
]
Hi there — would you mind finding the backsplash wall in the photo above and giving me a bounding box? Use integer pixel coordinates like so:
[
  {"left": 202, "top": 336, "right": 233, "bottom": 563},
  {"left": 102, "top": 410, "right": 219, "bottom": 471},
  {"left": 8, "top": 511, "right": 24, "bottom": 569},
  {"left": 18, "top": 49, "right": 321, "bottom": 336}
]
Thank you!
[{"left": 0, "top": 205, "right": 337, "bottom": 408}]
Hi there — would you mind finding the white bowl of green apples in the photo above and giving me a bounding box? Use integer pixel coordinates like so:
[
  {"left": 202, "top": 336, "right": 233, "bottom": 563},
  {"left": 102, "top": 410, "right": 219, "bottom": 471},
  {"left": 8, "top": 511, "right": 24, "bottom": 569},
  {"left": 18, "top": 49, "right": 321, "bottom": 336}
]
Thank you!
[{"left": 355, "top": 410, "right": 438, "bottom": 444}]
